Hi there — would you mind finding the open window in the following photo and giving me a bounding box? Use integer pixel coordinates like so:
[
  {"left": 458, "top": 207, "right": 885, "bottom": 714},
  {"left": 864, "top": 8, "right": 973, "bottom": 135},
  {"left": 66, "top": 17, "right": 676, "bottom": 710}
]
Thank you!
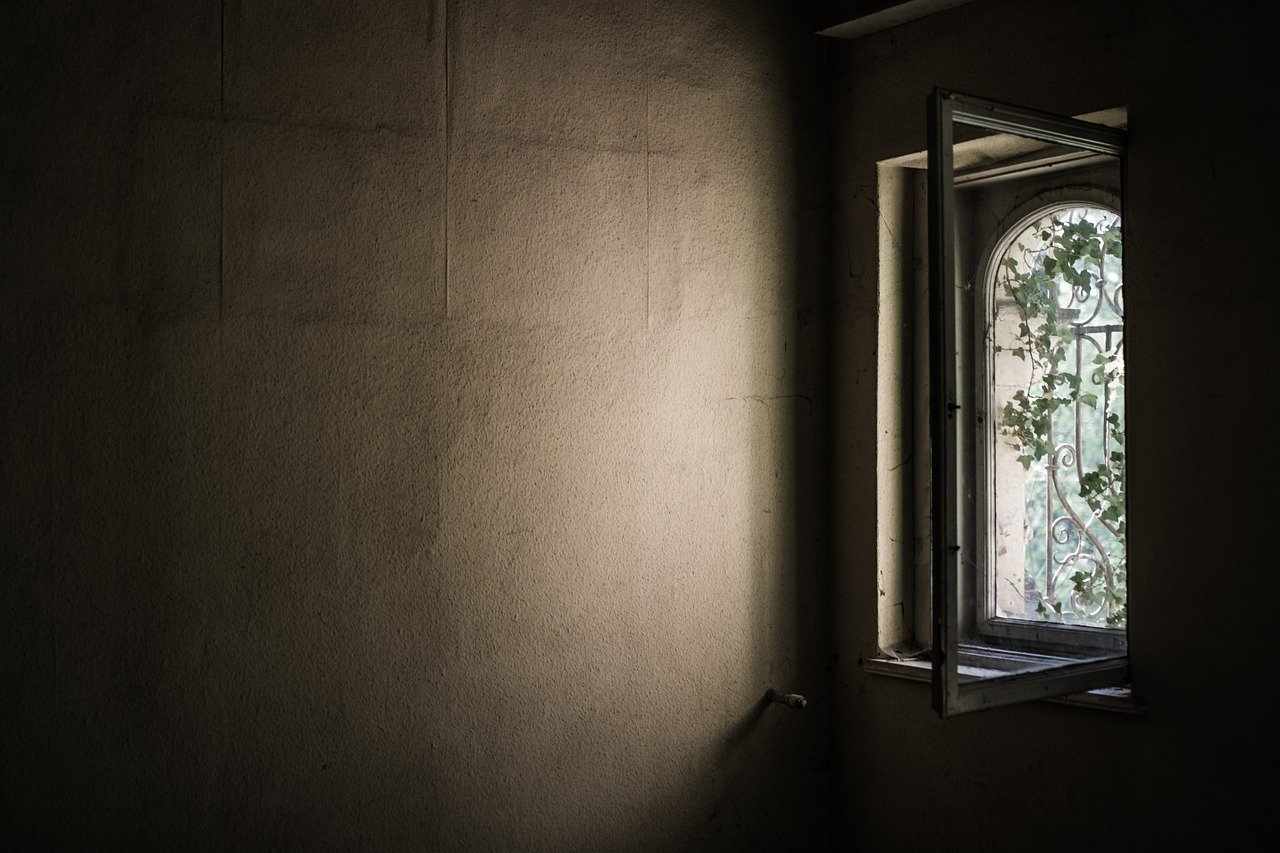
[{"left": 927, "top": 90, "right": 1130, "bottom": 716}]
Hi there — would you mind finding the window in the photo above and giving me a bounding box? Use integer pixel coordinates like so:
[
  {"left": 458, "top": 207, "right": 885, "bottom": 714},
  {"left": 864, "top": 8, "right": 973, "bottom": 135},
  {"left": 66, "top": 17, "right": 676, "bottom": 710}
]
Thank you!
[{"left": 866, "top": 90, "right": 1140, "bottom": 717}]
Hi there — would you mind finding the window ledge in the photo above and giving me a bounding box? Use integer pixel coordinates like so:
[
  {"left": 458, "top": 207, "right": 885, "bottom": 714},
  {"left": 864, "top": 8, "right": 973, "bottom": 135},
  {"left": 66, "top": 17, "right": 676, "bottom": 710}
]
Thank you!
[{"left": 862, "top": 656, "right": 1147, "bottom": 714}]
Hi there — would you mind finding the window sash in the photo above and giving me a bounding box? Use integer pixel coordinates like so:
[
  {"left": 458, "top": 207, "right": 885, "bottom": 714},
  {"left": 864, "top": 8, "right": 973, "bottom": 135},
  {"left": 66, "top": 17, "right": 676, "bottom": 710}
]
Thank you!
[{"left": 927, "top": 88, "right": 1130, "bottom": 717}]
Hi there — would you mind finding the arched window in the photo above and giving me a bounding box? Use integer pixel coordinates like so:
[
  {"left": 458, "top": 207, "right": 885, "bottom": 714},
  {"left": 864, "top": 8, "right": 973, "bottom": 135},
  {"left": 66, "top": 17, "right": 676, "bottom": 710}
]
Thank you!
[{"left": 982, "top": 204, "right": 1126, "bottom": 631}]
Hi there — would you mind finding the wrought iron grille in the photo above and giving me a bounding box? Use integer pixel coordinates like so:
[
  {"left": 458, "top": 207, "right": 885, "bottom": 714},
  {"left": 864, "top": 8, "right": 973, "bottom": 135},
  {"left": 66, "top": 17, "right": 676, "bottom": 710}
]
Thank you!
[{"left": 991, "top": 206, "right": 1126, "bottom": 629}]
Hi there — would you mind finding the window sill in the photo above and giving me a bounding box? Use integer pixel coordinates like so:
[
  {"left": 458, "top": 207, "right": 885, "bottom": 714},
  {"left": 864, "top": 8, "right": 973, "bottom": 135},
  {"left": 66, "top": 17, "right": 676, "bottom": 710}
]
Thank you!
[{"left": 862, "top": 656, "right": 1147, "bottom": 714}]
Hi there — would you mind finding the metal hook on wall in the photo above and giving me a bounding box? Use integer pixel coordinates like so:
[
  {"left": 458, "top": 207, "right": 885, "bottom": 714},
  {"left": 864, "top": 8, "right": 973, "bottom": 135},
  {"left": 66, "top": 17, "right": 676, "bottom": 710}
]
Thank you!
[{"left": 766, "top": 688, "right": 807, "bottom": 709}]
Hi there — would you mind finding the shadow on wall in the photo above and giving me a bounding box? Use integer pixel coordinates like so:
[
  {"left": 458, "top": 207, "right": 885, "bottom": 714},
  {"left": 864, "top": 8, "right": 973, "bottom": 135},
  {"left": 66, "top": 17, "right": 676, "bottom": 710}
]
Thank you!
[{"left": 0, "top": 0, "right": 833, "bottom": 849}]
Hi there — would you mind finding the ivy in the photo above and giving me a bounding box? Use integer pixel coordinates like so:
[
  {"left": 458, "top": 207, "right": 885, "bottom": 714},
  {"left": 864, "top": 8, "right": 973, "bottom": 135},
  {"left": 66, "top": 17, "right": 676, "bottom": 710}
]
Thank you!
[{"left": 994, "top": 210, "right": 1126, "bottom": 628}]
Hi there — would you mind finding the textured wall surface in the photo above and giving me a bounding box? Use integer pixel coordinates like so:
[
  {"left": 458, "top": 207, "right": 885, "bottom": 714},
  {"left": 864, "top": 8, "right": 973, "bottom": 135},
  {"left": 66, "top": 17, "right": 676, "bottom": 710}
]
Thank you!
[
  {"left": 830, "top": 0, "right": 1280, "bottom": 848},
  {"left": 1, "top": 1, "right": 829, "bottom": 848}
]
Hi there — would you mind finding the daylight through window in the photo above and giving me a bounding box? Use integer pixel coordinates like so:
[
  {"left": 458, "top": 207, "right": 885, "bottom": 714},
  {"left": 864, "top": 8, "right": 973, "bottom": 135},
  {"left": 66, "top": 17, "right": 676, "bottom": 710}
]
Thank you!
[{"left": 985, "top": 205, "right": 1126, "bottom": 631}]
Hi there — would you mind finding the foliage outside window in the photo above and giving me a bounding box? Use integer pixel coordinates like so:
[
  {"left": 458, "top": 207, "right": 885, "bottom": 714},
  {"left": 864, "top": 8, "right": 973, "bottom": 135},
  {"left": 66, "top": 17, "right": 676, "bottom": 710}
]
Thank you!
[{"left": 989, "top": 206, "right": 1126, "bottom": 630}]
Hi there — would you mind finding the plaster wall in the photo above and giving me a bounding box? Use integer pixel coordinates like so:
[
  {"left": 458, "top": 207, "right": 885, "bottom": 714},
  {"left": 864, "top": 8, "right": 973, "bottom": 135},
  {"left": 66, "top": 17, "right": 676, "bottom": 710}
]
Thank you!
[
  {"left": 830, "top": 0, "right": 1280, "bottom": 848},
  {"left": 1, "top": 1, "right": 829, "bottom": 848}
]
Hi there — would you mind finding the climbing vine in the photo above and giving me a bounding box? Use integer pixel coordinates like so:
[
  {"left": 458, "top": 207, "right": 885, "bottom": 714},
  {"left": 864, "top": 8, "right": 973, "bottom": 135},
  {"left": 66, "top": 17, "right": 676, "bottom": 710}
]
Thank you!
[{"left": 994, "top": 209, "right": 1126, "bottom": 628}]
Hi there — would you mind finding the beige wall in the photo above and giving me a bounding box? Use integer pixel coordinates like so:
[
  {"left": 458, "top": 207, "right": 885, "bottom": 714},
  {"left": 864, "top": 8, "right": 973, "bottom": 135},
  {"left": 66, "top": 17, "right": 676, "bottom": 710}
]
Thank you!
[
  {"left": 831, "top": 0, "right": 1279, "bottom": 848},
  {"left": 1, "top": 1, "right": 829, "bottom": 848},
  {"left": 16, "top": 1, "right": 1275, "bottom": 848}
]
